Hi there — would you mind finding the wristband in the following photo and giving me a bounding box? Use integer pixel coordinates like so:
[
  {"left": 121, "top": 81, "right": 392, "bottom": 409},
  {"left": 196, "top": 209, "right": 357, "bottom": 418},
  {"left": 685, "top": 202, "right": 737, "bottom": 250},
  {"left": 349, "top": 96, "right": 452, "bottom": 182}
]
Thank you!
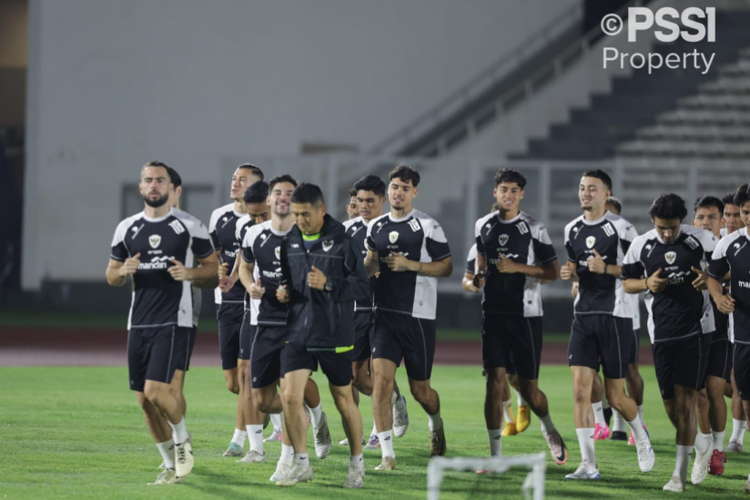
[
  {"left": 604, "top": 263, "right": 609, "bottom": 274},
  {"left": 644, "top": 276, "right": 650, "bottom": 290}
]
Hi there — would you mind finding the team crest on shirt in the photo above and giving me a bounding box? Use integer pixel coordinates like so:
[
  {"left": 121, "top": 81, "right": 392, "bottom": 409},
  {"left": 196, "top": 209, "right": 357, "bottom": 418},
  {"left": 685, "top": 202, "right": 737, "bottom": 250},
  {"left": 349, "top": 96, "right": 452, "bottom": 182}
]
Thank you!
[
  {"left": 149, "top": 235, "right": 161, "bottom": 249},
  {"left": 274, "top": 246, "right": 281, "bottom": 260},
  {"left": 389, "top": 231, "right": 399, "bottom": 244},
  {"left": 586, "top": 236, "right": 596, "bottom": 249},
  {"left": 665, "top": 251, "right": 676, "bottom": 265},
  {"left": 322, "top": 240, "right": 334, "bottom": 252},
  {"left": 499, "top": 234, "right": 509, "bottom": 246}
]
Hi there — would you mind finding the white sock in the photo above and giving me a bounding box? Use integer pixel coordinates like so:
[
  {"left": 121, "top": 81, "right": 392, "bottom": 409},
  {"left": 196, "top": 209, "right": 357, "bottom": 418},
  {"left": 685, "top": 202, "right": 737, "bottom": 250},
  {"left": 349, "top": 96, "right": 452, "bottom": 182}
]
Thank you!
[
  {"left": 349, "top": 453, "right": 364, "bottom": 467},
  {"left": 592, "top": 402, "right": 606, "bottom": 427},
  {"left": 231, "top": 428, "right": 247, "bottom": 447},
  {"left": 740, "top": 420, "right": 748, "bottom": 446},
  {"left": 487, "top": 429, "right": 503, "bottom": 456},
  {"left": 270, "top": 413, "right": 283, "bottom": 430},
  {"left": 731, "top": 418, "right": 746, "bottom": 443},
  {"left": 308, "top": 402, "right": 323, "bottom": 429},
  {"left": 156, "top": 440, "right": 175, "bottom": 469},
  {"left": 294, "top": 453, "right": 310, "bottom": 468},
  {"left": 371, "top": 421, "right": 378, "bottom": 436},
  {"left": 637, "top": 404, "right": 645, "bottom": 424},
  {"left": 502, "top": 399, "right": 515, "bottom": 424},
  {"left": 627, "top": 416, "right": 647, "bottom": 442},
  {"left": 674, "top": 445, "right": 692, "bottom": 483},
  {"left": 539, "top": 413, "right": 555, "bottom": 435},
  {"left": 612, "top": 409, "right": 628, "bottom": 433},
  {"left": 169, "top": 418, "right": 189, "bottom": 444},
  {"left": 694, "top": 431, "right": 712, "bottom": 454},
  {"left": 576, "top": 428, "right": 596, "bottom": 467},
  {"left": 279, "top": 444, "right": 294, "bottom": 466},
  {"left": 378, "top": 430, "right": 395, "bottom": 458},
  {"left": 517, "top": 391, "right": 527, "bottom": 407},
  {"left": 713, "top": 430, "right": 725, "bottom": 452},
  {"left": 428, "top": 410, "right": 443, "bottom": 432},
  {"left": 247, "top": 424, "right": 264, "bottom": 453}
]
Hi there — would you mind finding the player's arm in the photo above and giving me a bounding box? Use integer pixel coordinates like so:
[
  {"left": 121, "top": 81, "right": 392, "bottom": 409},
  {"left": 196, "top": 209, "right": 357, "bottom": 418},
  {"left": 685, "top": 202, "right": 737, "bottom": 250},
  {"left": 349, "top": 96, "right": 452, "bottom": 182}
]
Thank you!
[
  {"left": 387, "top": 253, "right": 452, "bottom": 277},
  {"left": 364, "top": 249, "right": 380, "bottom": 278},
  {"left": 106, "top": 255, "right": 140, "bottom": 287},
  {"left": 175, "top": 253, "right": 220, "bottom": 289},
  {"left": 463, "top": 252, "right": 485, "bottom": 292},
  {"left": 497, "top": 257, "right": 559, "bottom": 281},
  {"left": 238, "top": 257, "right": 255, "bottom": 293}
]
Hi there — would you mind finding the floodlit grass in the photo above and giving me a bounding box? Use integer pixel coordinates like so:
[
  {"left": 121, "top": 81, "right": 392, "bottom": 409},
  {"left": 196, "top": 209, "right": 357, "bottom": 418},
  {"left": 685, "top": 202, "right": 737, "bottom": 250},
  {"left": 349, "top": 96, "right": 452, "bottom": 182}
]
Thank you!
[{"left": 0, "top": 365, "right": 747, "bottom": 499}]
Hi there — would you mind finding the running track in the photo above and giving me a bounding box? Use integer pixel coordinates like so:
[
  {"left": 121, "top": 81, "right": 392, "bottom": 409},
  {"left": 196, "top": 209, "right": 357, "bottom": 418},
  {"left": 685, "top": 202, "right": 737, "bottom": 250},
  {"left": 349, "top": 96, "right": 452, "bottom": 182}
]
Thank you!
[{"left": 0, "top": 328, "right": 653, "bottom": 367}]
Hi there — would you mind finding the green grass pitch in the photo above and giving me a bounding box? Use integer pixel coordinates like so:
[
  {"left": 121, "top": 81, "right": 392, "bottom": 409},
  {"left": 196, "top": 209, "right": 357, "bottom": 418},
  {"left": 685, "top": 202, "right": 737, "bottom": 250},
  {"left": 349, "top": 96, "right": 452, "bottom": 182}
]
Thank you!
[{"left": 1, "top": 365, "right": 748, "bottom": 499}]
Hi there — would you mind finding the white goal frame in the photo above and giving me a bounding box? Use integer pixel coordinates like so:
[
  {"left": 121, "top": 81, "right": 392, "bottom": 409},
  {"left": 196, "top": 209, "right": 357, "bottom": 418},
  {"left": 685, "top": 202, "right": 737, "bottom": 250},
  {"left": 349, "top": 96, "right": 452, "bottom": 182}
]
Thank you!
[{"left": 426, "top": 453, "right": 547, "bottom": 500}]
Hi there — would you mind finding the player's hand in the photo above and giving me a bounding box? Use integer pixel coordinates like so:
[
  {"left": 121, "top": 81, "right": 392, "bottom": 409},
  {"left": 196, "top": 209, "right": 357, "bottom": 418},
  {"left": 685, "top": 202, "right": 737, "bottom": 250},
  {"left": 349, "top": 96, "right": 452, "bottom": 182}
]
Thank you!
[
  {"left": 586, "top": 249, "right": 607, "bottom": 274},
  {"left": 473, "top": 271, "right": 485, "bottom": 290},
  {"left": 646, "top": 267, "right": 667, "bottom": 293},
  {"left": 250, "top": 278, "right": 265, "bottom": 299},
  {"left": 120, "top": 253, "right": 141, "bottom": 276},
  {"left": 218, "top": 262, "right": 230, "bottom": 279},
  {"left": 386, "top": 252, "right": 412, "bottom": 272},
  {"left": 276, "top": 284, "right": 290, "bottom": 303},
  {"left": 168, "top": 259, "right": 191, "bottom": 281},
  {"left": 307, "top": 265, "right": 328, "bottom": 290},
  {"left": 570, "top": 282, "right": 579, "bottom": 299},
  {"left": 691, "top": 266, "right": 708, "bottom": 291},
  {"left": 560, "top": 261, "right": 577, "bottom": 281},
  {"left": 716, "top": 294, "right": 736, "bottom": 314},
  {"left": 218, "top": 263, "right": 237, "bottom": 292},
  {"left": 495, "top": 254, "right": 519, "bottom": 274}
]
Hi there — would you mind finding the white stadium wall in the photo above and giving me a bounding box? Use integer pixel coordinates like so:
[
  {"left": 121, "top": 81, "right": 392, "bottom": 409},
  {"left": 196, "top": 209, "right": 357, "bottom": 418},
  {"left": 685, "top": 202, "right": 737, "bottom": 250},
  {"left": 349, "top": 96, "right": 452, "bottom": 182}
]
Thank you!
[{"left": 23, "top": 0, "right": 577, "bottom": 289}]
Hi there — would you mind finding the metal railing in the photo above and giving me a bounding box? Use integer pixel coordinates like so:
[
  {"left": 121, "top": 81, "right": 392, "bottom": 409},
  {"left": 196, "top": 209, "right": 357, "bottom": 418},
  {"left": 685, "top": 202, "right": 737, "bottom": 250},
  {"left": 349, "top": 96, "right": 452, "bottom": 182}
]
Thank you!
[{"left": 369, "top": 0, "right": 653, "bottom": 158}]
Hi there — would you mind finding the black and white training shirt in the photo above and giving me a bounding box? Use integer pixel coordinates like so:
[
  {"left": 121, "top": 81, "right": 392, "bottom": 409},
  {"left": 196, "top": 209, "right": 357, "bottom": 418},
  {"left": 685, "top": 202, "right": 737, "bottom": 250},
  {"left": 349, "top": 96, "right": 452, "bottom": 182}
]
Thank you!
[
  {"left": 564, "top": 211, "right": 638, "bottom": 319},
  {"left": 709, "top": 228, "right": 750, "bottom": 344},
  {"left": 622, "top": 225, "right": 717, "bottom": 342},
  {"left": 466, "top": 244, "right": 478, "bottom": 275},
  {"left": 475, "top": 211, "right": 557, "bottom": 317},
  {"left": 366, "top": 209, "right": 451, "bottom": 320},
  {"left": 241, "top": 220, "right": 292, "bottom": 327},
  {"left": 344, "top": 216, "right": 375, "bottom": 313},
  {"left": 208, "top": 203, "right": 247, "bottom": 305},
  {"left": 110, "top": 208, "right": 214, "bottom": 329},
  {"left": 234, "top": 215, "right": 259, "bottom": 322}
]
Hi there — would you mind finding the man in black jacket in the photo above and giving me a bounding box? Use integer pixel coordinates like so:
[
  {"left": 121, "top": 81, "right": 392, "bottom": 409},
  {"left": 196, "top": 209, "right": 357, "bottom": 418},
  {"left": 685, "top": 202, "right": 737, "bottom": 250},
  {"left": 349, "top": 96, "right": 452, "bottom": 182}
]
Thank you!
[{"left": 276, "top": 183, "right": 370, "bottom": 488}]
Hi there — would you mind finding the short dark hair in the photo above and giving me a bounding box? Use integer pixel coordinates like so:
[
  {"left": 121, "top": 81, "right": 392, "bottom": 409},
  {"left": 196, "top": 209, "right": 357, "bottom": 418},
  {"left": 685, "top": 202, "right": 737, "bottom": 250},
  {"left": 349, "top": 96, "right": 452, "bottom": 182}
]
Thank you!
[
  {"left": 238, "top": 163, "right": 264, "bottom": 180},
  {"left": 353, "top": 175, "right": 386, "bottom": 197},
  {"left": 735, "top": 184, "right": 750, "bottom": 207},
  {"left": 268, "top": 174, "right": 298, "bottom": 193},
  {"left": 605, "top": 196, "right": 622, "bottom": 214},
  {"left": 165, "top": 166, "right": 182, "bottom": 188},
  {"left": 694, "top": 195, "right": 724, "bottom": 215},
  {"left": 491, "top": 202, "right": 499, "bottom": 212},
  {"left": 291, "top": 183, "right": 325, "bottom": 206},
  {"left": 243, "top": 181, "right": 269, "bottom": 204},
  {"left": 348, "top": 188, "right": 357, "bottom": 198},
  {"left": 493, "top": 169, "right": 526, "bottom": 189},
  {"left": 649, "top": 193, "right": 687, "bottom": 221},
  {"left": 581, "top": 169, "right": 612, "bottom": 191},
  {"left": 389, "top": 164, "right": 420, "bottom": 187},
  {"left": 723, "top": 192, "right": 739, "bottom": 207},
  {"left": 142, "top": 161, "right": 172, "bottom": 183}
]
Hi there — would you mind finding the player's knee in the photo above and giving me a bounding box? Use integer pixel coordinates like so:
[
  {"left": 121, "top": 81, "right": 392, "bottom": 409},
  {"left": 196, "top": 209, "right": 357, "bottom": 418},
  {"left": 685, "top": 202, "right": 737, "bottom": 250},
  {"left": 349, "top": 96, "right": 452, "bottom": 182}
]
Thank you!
[
  {"left": 409, "top": 383, "right": 431, "bottom": 404},
  {"left": 144, "top": 383, "right": 166, "bottom": 407}
]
